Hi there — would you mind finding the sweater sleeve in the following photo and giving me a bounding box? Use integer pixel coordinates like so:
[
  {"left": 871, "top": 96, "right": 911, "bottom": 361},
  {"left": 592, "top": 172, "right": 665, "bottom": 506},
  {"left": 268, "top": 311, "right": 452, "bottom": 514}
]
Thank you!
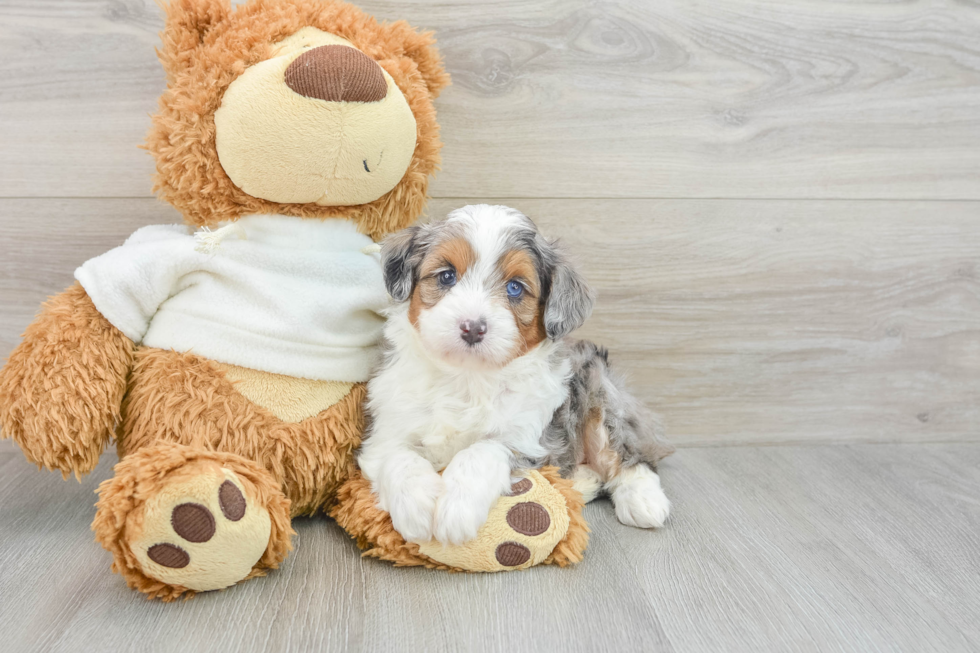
[{"left": 74, "top": 224, "right": 202, "bottom": 344}]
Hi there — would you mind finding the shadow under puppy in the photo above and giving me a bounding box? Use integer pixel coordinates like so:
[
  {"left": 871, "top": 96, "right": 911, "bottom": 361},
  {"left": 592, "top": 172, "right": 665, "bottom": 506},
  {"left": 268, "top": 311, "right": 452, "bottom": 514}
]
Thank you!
[{"left": 359, "top": 204, "right": 674, "bottom": 546}]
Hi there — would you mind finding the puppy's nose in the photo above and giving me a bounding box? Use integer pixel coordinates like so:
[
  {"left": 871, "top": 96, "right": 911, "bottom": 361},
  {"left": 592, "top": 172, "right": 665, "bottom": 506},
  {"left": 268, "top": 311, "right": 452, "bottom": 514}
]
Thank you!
[
  {"left": 460, "top": 319, "right": 488, "bottom": 345},
  {"left": 284, "top": 45, "right": 388, "bottom": 103}
]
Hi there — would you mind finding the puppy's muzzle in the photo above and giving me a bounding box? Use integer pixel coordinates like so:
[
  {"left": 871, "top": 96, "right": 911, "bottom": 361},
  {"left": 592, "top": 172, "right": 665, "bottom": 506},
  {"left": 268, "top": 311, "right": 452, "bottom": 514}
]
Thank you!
[{"left": 459, "top": 318, "right": 487, "bottom": 345}]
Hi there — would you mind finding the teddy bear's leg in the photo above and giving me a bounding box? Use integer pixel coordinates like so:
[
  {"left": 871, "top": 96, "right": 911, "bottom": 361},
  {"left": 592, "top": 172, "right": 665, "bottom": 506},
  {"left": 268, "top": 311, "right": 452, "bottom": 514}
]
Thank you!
[
  {"left": 331, "top": 467, "right": 589, "bottom": 572},
  {"left": 92, "top": 442, "right": 293, "bottom": 602},
  {"left": 89, "top": 346, "right": 366, "bottom": 600}
]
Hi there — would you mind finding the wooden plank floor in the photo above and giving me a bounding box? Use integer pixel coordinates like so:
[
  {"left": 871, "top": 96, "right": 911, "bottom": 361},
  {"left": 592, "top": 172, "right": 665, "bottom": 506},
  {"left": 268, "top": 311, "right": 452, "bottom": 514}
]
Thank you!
[{"left": 1, "top": 441, "right": 978, "bottom": 653}]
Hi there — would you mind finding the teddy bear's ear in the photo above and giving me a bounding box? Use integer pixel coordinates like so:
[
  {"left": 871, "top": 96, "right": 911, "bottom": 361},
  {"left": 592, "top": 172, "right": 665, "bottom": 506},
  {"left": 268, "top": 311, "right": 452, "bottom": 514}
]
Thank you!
[
  {"left": 385, "top": 21, "right": 451, "bottom": 99},
  {"left": 157, "top": 0, "right": 231, "bottom": 78}
]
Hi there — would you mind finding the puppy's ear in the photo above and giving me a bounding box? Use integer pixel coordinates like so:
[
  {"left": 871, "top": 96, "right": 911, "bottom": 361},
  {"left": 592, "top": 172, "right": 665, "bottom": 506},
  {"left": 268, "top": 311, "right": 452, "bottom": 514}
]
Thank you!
[
  {"left": 543, "top": 244, "right": 595, "bottom": 340},
  {"left": 381, "top": 226, "right": 422, "bottom": 302}
]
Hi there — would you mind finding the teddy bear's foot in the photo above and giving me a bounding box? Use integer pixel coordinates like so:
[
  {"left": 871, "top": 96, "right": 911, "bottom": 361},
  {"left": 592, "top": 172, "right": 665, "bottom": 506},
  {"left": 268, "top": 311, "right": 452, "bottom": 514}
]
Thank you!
[
  {"left": 417, "top": 469, "right": 575, "bottom": 571},
  {"left": 93, "top": 442, "right": 293, "bottom": 601},
  {"left": 130, "top": 467, "right": 273, "bottom": 591},
  {"left": 332, "top": 466, "right": 589, "bottom": 572}
]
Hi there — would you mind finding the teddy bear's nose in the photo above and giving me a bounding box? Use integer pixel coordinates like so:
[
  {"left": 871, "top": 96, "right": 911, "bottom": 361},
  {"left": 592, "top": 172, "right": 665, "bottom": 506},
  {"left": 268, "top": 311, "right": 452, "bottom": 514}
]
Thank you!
[{"left": 284, "top": 44, "right": 388, "bottom": 103}]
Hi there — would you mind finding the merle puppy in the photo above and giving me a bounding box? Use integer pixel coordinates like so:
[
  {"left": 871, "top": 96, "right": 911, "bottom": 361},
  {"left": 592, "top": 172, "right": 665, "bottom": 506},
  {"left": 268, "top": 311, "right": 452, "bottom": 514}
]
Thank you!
[{"left": 358, "top": 204, "right": 674, "bottom": 545}]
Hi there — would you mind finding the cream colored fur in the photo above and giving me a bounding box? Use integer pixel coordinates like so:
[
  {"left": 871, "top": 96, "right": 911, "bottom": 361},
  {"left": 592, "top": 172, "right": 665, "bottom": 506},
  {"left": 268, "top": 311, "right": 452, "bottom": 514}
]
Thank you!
[
  {"left": 217, "top": 362, "right": 354, "bottom": 423},
  {"left": 130, "top": 466, "right": 272, "bottom": 592},
  {"left": 214, "top": 27, "right": 417, "bottom": 206}
]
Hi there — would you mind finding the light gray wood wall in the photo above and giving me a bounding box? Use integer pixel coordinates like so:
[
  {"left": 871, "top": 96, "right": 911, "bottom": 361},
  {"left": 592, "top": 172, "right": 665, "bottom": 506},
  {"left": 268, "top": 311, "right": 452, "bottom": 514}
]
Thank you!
[{"left": 1, "top": 0, "right": 978, "bottom": 446}]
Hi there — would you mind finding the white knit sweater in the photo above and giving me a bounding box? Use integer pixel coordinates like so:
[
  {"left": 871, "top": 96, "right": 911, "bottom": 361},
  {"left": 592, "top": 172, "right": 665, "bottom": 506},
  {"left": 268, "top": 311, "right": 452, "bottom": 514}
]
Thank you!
[{"left": 75, "top": 214, "right": 388, "bottom": 382}]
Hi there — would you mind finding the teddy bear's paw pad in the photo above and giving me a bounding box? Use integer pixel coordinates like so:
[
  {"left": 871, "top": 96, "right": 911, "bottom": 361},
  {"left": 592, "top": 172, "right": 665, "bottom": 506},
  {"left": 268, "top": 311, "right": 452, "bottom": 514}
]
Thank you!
[
  {"left": 509, "top": 478, "right": 532, "bottom": 495},
  {"left": 506, "top": 501, "right": 551, "bottom": 536},
  {"left": 131, "top": 469, "right": 271, "bottom": 591},
  {"left": 494, "top": 541, "right": 531, "bottom": 566},
  {"left": 418, "top": 469, "right": 570, "bottom": 572}
]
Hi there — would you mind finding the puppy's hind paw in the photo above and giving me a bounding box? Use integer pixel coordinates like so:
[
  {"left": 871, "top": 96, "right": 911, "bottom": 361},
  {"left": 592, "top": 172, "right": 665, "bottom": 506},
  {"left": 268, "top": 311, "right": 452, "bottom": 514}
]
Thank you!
[{"left": 612, "top": 479, "right": 671, "bottom": 529}]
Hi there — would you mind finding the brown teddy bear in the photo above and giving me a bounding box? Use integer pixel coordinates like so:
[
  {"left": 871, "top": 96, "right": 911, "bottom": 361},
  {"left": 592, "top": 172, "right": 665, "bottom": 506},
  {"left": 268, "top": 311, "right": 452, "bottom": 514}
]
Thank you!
[{"left": 0, "top": 0, "right": 588, "bottom": 601}]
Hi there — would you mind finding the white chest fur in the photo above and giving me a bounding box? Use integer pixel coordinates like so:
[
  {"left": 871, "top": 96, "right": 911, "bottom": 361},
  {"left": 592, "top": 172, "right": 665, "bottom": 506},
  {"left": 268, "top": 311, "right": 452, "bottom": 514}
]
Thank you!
[{"left": 366, "top": 308, "right": 571, "bottom": 470}]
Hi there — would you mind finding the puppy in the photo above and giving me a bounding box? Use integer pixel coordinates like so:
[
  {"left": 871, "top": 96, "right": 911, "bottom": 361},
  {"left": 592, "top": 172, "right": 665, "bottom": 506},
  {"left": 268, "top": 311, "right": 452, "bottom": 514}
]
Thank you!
[{"left": 359, "top": 204, "right": 674, "bottom": 545}]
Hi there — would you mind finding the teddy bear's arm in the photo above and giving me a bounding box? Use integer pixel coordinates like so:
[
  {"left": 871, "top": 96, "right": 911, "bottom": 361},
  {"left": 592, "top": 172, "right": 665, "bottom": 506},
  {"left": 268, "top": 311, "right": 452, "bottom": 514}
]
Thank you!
[{"left": 0, "top": 282, "right": 134, "bottom": 478}]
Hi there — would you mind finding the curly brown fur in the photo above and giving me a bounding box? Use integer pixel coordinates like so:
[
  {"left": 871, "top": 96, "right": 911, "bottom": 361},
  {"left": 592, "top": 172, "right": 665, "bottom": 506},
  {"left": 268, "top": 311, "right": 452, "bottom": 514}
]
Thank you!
[
  {"left": 93, "top": 442, "right": 294, "bottom": 602},
  {"left": 119, "top": 347, "right": 366, "bottom": 515},
  {"left": 146, "top": 0, "right": 449, "bottom": 238},
  {"left": 89, "top": 346, "right": 364, "bottom": 600},
  {"left": 539, "top": 466, "right": 590, "bottom": 567},
  {"left": 0, "top": 283, "right": 134, "bottom": 479}
]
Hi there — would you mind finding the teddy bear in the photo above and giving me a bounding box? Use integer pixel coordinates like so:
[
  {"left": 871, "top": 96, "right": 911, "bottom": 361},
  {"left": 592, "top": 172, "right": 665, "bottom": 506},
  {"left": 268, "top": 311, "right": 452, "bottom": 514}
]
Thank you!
[{"left": 0, "top": 0, "right": 588, "bottom": 601}]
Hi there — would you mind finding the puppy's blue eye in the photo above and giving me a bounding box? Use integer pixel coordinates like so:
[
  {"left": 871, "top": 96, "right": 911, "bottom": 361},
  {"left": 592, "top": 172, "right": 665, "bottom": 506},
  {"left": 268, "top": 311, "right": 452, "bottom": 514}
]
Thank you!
[
  {"left": 506, "top": 280, "right": 524, "bottom": 298},
  {"left": 438, "top": 269, "right": 457, "bottom": 287}
]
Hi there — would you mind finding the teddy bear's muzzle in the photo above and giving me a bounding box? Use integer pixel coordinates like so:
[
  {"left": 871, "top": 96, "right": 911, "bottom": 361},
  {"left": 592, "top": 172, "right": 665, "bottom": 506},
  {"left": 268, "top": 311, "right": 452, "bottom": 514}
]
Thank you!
[{"left": 284, "top": 44, "right": 388, "bottom": 103}]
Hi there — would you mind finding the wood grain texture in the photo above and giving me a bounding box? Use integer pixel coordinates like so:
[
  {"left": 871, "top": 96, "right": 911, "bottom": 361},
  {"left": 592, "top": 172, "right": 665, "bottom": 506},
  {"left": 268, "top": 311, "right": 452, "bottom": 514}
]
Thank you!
[
  {"left": 490, "top": 198, "right": 980, "bottom": 446},
  {"left": 3, "top": 197, "right": 977, "bottom": 446},
  {"left": 0, "top": 198, "right": 173, "bottom": 349},
  {"left": 0, "top": 444, "right": 978, "bottom": 652},
  {"left": 2, "top": 0, "right": 979, "bottom": 199}
]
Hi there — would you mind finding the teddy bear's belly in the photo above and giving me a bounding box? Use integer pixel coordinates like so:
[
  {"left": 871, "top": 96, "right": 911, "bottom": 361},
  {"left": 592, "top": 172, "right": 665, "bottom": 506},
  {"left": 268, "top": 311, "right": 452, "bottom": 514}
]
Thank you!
[
  {"left": 214, "top": 362, "right": 354, "bottom": 423},
  {"left": 120, "top": 347, "right": 365, "bottom": 515}
]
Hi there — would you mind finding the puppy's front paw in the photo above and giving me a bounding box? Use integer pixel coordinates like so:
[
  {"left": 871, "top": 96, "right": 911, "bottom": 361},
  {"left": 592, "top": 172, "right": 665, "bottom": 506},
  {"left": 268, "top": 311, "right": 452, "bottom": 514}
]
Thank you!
[
  {"left": 433, "top": 493, "right": 489, "bottom": 546},
  {"left": 613, "top": 480, "right": 671, "bottom": 529},
  {"left": 387, "top": 473, "right": 444, "bottom": 543}
]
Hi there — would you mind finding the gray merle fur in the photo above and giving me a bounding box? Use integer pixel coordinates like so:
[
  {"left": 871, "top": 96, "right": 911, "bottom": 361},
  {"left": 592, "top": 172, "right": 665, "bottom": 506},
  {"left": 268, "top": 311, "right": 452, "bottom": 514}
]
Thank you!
[{"left": 539, "top": 340, "right": 675, "bottom": 478}]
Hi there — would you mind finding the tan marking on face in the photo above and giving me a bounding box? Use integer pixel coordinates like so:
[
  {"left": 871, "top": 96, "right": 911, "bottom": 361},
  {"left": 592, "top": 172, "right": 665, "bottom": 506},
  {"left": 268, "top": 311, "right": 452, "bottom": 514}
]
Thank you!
[
  {"left": 582, "top": 406, "right": 621, "bottom": 482},
  {"left": 499, "top": 249, "right": 546, "bottom": 356},
  {"left": 408, "top": 237, "right": 476, "bottom": 328}
]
